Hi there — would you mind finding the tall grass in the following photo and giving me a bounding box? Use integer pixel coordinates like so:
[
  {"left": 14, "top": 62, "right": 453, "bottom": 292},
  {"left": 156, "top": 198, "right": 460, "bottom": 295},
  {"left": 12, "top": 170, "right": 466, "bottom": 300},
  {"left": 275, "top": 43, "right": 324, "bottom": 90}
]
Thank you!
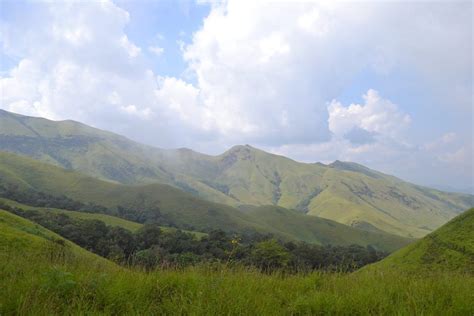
[{"left": 1, "top": 246, "right": 473, "bottom": 315}]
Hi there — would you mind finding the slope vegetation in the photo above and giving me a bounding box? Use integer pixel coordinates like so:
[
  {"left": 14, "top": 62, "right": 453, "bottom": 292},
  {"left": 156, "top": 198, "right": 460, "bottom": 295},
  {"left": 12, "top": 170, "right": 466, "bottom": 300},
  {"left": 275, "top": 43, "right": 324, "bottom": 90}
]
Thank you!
[
  {"left": 247, "top": 206, "right": 410, "bottom": 251},
  {"left": 0, "top": 209, "right": 113, "bottom": 267},
  {"left": 0, "top": 151, "right": 411, "bottom": 251},
  {"left": 1, "top": 109, "right": 472, "bottom": 238},
  {"left": 369, "top": 208, "right": 474, "bottom": 273},
  {"left": 0, "top": 197, "right": 206, "bottom": 237},
  {"left": 0, "top": 210, "right": 472, "bottom": 315}
]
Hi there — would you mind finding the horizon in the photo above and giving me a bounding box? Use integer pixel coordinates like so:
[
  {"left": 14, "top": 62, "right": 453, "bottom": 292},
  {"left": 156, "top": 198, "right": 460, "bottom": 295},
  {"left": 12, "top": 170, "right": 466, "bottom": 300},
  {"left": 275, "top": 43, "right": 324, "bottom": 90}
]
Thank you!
[{"left": 0, "top": 0, "right": 472, "bottom": 192}]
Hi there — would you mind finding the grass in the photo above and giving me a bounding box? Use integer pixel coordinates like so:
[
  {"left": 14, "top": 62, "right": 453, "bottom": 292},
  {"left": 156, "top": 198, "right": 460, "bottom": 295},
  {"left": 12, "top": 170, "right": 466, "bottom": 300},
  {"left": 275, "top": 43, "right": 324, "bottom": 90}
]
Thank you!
[
  {"left": 0, "top": 197, "right": 207, "bottom": 238},
  {"left": 369, "top": 208, "right": 474, "bottom": 273},
  {"left": 247, "top": 205, "right": 413, "bottom": 251},
  {"left": 1, "top": 209, "right": 473, "bottom": 315},
  {"left": 2, "top": 109, "right": 473, "bottom": 239},
  {"left": 0, "top": 151, "right": 411, "bottom": 252}
]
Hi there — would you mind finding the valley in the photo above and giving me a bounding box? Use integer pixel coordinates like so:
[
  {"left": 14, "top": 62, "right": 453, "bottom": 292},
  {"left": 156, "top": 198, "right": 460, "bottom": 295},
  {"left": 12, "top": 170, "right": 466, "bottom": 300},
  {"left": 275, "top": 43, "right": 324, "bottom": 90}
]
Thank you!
[{"left": 1, "top": 109, "right": 472, "bottom": 239}]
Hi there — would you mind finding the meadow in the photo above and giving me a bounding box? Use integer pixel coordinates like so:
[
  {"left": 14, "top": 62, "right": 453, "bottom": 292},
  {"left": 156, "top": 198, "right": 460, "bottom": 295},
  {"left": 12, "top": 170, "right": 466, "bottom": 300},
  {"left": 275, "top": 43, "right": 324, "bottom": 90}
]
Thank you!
[
  {"left": 1, "top": 208, "right": 472, "bottom": 315},
  {"left": 2, "top": 249, "right": 473, "bottom": 315}
]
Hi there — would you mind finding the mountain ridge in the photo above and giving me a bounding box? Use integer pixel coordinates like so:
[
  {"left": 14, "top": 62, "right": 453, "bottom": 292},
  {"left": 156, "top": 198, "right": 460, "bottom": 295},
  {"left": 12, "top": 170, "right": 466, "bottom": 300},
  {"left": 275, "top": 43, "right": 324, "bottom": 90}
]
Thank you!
[
  {"left": 1, "top": 109, "right": 472, "bottom": 238},
  {"left": 0, "top": 150, "right": 412, "bottom": 251}
]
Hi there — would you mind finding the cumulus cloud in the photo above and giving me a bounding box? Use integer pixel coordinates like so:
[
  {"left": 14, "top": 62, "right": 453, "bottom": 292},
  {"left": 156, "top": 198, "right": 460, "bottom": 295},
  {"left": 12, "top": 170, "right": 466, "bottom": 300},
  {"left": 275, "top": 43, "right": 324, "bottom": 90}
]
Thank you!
[
  {"left": 0, "top": 0, "right": 472, "bottom": 188},
  {"left": 0, "top": 0, "right": 198, "bottom": 146},
  {"left": 328, "top": 89, "right": 411, "bottom": 142}
]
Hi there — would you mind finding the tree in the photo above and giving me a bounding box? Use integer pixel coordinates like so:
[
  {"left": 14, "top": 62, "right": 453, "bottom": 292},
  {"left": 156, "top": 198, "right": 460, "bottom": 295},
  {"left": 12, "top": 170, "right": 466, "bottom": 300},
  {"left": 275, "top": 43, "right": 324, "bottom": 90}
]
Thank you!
[
  {"left": 250, "top": 239, "right": 291, "bottom": 272},
  {"left": 136, "top": 224, "right": 162, "bottom": 249},
  {"left": 107, "top": 226, "right": 137, "bottom": 258}
]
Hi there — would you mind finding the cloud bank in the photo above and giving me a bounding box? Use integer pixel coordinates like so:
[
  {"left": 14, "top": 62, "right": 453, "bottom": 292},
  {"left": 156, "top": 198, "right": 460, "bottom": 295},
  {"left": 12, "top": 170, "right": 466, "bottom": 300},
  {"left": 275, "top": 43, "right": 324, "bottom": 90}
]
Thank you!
[{"left": 0, "top": 0, "right": 472, "bottom": 189}]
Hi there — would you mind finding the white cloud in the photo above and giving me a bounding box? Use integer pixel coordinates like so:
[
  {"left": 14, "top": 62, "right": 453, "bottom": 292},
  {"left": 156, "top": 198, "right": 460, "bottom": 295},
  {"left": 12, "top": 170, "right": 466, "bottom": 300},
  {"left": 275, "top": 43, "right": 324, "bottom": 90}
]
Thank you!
[
  {"left": 120, "top": 104, "right": 152, "bottom": 119},
  {"left": 0, "top": 0, "right": 196, "bottom": 141},
  {"left": 328, "top": 89, "right": 411, "bottom": 141},
  {"left": 0, "top": 0, "right": 472, "bottom": 188},
  {"left": 120, "top": 35, "right": 141, "bottom": 58},
  {"left": 148, "top": 46, "right": 164, "bottom": 56}
]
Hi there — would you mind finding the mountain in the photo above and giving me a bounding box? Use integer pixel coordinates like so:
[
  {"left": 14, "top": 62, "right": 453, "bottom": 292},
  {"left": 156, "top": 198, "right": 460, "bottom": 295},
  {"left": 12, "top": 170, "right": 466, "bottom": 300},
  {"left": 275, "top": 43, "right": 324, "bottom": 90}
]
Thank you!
[
  {"left": 1, "top": 109, "right": 473, "bottom": 238},
  {"left": 368, "top": 208, "right": 474, "bottom": 273},
  {"left": 0, "top": 151, "right": 411, "bottom": 251}
]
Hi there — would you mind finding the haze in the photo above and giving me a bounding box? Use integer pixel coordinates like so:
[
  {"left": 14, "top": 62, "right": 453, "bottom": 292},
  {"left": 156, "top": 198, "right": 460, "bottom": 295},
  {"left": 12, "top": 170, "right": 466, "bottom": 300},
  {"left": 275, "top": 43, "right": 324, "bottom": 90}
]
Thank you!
[{"left": 0, "top": 0, "right": 472, "bottom": 192}]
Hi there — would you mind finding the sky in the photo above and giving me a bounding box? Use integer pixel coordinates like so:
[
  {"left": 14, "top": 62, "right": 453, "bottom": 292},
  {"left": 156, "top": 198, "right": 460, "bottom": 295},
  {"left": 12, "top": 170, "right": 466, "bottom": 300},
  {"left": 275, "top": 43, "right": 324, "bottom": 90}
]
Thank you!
[{"left": 0, "top": 0, "right": 472, "bottom": 192}]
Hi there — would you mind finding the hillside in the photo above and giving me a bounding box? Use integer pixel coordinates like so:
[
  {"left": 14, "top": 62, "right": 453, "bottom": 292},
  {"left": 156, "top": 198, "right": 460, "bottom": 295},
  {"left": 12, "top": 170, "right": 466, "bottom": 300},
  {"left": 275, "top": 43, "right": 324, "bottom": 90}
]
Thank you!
[
  {"left": 368, "top": 208, "right": 474, "bottom": 273},
  {"left": 0, "top": 197, "right": 207, "bottom": 238},
  {"left": 1, "top": 109, "right": 472, "bottom": 238},
  {"left": 0, "top": 209, "right": 114, "bottom": 268},
  {"left": 246, "top": 206, "right": 410, "bottom": 251},
  {"left": 1, "top": 209, "right": 472, "bottom": 315},
  {"left": 0, "top": 151, "right": 411, "bottom": 251},
  {"left": 0, "top": 196, "right": 404, "bottom": 248}
]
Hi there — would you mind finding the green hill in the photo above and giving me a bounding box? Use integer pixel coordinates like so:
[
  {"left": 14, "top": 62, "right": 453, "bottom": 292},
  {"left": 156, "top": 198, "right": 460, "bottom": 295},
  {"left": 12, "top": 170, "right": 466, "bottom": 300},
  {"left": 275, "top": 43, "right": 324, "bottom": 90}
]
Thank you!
[
  {"left": 0, "top": 209, "right": 113, "bottom": 268},
  {"left": 246, "top": 206, "right": 410, "bottom": 251},
  {"left": 1, "top": 109, "right": 472, "bottom": 238},
  {"left": 0, "top": 197, "right": 207, "bottom": 237},
  {"left": 0, "top": 151, "right": 411, "bottom": 251},
  {"left": 1, "top": 209, "right": 472, "bottom": 315},
  {"left": 368, "top": 208, "right": 474, "bottom": 273}
]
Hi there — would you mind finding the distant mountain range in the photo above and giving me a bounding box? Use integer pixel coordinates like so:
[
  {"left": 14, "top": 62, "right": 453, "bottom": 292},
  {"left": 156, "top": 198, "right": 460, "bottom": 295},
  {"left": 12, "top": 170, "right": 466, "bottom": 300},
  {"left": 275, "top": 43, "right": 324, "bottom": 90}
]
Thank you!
[
  {"left": 0, "top": 151, "right": 411, "bottom": 252},
  {"left": 1, "top": 109, "right": 473, "bottom": 238}
]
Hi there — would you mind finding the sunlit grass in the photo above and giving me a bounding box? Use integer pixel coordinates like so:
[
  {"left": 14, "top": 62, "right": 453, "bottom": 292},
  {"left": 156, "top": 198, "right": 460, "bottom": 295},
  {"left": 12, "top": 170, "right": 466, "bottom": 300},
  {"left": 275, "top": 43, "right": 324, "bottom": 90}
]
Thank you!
[
  {"left": 1, "top": 240, "right": 473, "bottom": 315},
  {"left": 1, "top": 209, "right": 473, "bottom": 315}
]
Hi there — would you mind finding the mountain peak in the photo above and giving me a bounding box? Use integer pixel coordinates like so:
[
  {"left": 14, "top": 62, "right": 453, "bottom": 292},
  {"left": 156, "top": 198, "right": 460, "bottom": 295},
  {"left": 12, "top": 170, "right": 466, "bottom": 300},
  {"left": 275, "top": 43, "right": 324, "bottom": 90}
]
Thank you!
[
  {"left": 219, "top": 144, "right": 258, "bottom": 166},
  {"left": 228, "top": 144, "right": 255, "bottom": 151},
  {"left": 224, "top": 144, "right": 258, "bottom": 156}
]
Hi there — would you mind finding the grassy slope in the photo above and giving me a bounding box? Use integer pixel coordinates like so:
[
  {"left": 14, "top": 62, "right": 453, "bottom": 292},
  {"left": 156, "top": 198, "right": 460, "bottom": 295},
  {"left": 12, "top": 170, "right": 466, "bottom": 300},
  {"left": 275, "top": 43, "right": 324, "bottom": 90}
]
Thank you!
[
  {"left": 0, "top": 210, "right": 472, "bottom": 315},
  {"left": 368, "top": 208, "right": 474, "bottom": 273},
  {"left": 0, "top": 209, "right": 114, "bottom": 268},
  {"left": 0, "top": 197, "right": 207, "bottom": 237},
  {"left": 0, "top": 151, "right": 411, "bottom": 252},
  {"left": 1, "top": 110, "right": 472, "bottom": 238},
  {"left": 246, "top": 206, "right": 412, "bottom": 250}
]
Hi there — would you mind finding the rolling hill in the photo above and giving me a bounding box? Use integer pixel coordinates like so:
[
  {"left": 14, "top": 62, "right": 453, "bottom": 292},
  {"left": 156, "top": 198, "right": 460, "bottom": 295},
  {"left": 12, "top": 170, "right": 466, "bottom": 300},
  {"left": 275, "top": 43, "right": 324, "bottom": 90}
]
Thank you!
[
  {"left": 1, "top": 109, "right": 472, "bottom": 238},
  {"left": 0, "top": 209, "right": 114, "bottom": 268},
  {"left": 2, "top": 209, "right": 471, "bottom": 315},
  {"left": 0, "top": 151, "right": 411, "bottom": 251},
  {"left": 0, "top": 197, "right": 207, "bottom": 238},
  {"left": 368, "top": 208, "right": 474, "bottom": 273}
]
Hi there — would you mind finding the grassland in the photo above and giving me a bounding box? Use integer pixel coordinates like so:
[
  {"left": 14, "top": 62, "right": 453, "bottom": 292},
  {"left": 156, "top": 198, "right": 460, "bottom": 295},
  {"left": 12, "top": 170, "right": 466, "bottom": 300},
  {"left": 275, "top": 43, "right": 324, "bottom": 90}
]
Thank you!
[
  {"left": 368, "top": 208, "right": 474, "bottom": 273},
  {"left": 0, "top": 151, "right": 412, "bottom": 251},
  {"left": 1, "top": 209, "right": 473, "bottom": 315},
  {"left": 1, "top": 109, "right": 472, "bottom": 238},
  {"left": 0, "top": 197, "right": 207, "bottom": 238}
]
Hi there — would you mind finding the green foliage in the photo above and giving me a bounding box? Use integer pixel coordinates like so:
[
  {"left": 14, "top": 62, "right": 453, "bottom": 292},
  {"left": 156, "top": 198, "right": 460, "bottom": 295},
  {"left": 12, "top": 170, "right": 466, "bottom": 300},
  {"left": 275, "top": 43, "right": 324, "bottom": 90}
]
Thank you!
[
  {"left": 5, "top": 207, "right": 388, "bottom": 272},
  {"left": 0, "top": 151, "right": 411, "bottom": 252},
  {"left": 41, "top": 268, "right": 77, "bottom": 299},
  {"left": 251, "top": 239, "right": 291, "bottom": 271},
  {"left": 0, "top": 209, "right": 473, "bottom": 315},
  {"left": 1, "top": 109, "right": 472, "bottom": 238},
  {"left": 369, "top": 208, "right": 474, "bottom": 273}
]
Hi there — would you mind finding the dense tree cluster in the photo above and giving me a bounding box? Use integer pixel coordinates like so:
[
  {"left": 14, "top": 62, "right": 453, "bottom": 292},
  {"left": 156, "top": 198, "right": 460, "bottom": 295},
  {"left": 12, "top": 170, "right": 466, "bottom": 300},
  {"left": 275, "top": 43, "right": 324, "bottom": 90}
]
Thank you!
[
  {"left": 0, "top": 184, "right": 108, "bottom": 214},
  {"left": 4, "top": 205, "right": 388, "bottom": 273},
  {"left": 0, "top": 184, "right": 172, "bottom": 225}
]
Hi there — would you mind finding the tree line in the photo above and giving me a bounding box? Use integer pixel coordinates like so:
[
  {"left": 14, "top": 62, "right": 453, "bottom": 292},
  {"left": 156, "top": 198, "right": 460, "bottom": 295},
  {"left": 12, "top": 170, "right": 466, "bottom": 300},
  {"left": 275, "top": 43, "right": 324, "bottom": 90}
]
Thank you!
[
  {"left": 0, "top": 183, "right": 173, "bottom": 225},
  {"left": 3, "top": 204, "right": 388, "bottom": 273}
]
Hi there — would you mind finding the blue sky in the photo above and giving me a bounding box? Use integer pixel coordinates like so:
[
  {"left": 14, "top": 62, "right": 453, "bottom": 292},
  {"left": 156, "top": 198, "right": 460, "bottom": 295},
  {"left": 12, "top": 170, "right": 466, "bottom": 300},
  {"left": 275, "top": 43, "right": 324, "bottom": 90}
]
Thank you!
[
  {"left": 114, "top": 0, "right": 210, "bottom": 78},
  {"left": 0, "top": 0, "right": 472, "bottom": 192}
]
